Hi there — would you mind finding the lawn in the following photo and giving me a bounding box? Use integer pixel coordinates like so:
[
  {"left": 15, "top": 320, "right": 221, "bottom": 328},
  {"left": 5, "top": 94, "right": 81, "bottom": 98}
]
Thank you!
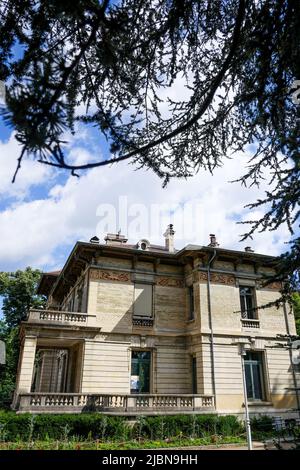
[{"left": 0, "top": 435, "right": 246, "bottom": 450}]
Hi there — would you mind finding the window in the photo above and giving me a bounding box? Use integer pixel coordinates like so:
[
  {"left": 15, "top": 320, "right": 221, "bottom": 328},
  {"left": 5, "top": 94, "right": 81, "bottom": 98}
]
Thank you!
[
  {"left": 134, "top": 283, "right": 153, "bottom": 318},
  {"left": 31, "top": 348, "right": 68, "bottom": 393},
  {"left": 131, "top": 351, "right": 151, "bottom": 393},
  {"left": 239, "top": 286, "right": 256, "bottom": 319},
  {"left": 244, "top": 352, "right": 266, "bottom": 401},
  {"left": 188, "top": 285, "right": 195, "bottom": 320},
  {"left": 192, "top": 356, "right": 197, "bottom": 394},
  {"left": 76, "top": 282, "right": 84, "bottom": 312}
]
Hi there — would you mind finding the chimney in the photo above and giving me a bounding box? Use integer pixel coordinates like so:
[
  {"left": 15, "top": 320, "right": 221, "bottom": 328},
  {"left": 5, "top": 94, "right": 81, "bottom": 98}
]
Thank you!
[
  {"left": 104, "top": 231, "right": 128, "bottom": 246},
  {"left": 208, "top": 234, "right": 219, "bottom": 247},
  {"left": 245, "top": 246, "right": 254, "bottom": 253},
  {"left": 163, "top": 224, "right": 175, "bottom": 253}
]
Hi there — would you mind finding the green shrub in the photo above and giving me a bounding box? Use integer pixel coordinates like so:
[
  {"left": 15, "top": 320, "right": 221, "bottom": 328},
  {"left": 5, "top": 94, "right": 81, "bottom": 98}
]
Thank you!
[
  {"left": 217, "top": 415, "right": 244, "bottom": 436},
  {"left": 0, "top": 411, "right": 244, "bottom": 442},
  {"left": 251, "top": 415, "right": 273, "bottom": 433},
  {"left": 0, "top": 411, "right": 132, "bottom": 441},
  {"left": 133, "top": 414, "right": 243, "bottom": 440}
]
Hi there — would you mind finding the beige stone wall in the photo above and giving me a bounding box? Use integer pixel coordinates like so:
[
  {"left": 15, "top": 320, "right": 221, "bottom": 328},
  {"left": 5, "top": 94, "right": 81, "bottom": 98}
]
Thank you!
[
  {"left": 81, "top": 340, "right": 130, "bottom": 394},
  {"left": 95, "top": 256, "right": 132, "bottom": 269},
  {"left": 198, "top": 283, "right": 241, "bottom": 332},
  {"left": 193, "top": 336, "right": 299, "bottom": 413},
  {"left": 88, "top": 279, "right": 133, "bottom": 333},
  {"left": 196, "top": 279, "right": 296, "bottom": 336},
  {"left": 87, "top": 266, "right": 186, "bottom": 335},
  {"left": 266, "top": 348, "right": 297, "bottom": 397},
  {"left": 256, "top": 289, "right": 296, "bottom": 334},
  {"left": 191, "top": 340, "right": 243, "bottom": 400},
  {"left": 16, "top": 254, "right": 298, "bottom": 416},
  {"left": 154, "top": 285, "right": 185, "bottom": 332},
  {"left": 213, "top": 261, "right": 234, "bottom": 271},
  {"left": 155, "top": 341, "right": 190, "bottom": 394},
  {"left": 15, "top": 336, "right": 37, "bottom": 394}
]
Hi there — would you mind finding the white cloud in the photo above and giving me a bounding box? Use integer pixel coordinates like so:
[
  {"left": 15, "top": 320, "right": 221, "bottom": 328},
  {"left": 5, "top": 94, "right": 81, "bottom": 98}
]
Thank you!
[
  {"left": 0, "top": 139, "right": 292, "bottom": 272},
  {"left": 0, "top": 133, "right": 54, "bottom": 199}
]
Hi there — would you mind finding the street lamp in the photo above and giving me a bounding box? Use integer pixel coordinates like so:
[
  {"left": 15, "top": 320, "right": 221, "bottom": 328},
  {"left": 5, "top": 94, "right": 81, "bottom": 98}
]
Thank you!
[{"left": 238, "top": 342, "right": 253, "bottom": 450}]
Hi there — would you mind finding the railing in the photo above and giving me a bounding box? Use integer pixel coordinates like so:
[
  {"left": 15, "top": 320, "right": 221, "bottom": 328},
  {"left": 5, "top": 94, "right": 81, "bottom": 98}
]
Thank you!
[
  {"left": 132, "top": 316, "right": 154, "bottom": 327},
  {"left": 27, "top": 309, "right": 97, "bottom": 326},
  {"left": 241, "top": 318, "right": 260, "bottom": 329},
  {"left": 18, "top": 393, "right": 214, "bottom": 414}
]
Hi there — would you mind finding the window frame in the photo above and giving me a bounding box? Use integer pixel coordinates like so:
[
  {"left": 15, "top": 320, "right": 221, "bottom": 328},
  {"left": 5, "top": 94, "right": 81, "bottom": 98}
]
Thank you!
[
  {"left": 130, "top": 349, "right": 152, "bottom": 394},
  {"left": 239, "top": 286, "right": 257, "bottom": 319},
  {"left": 187, "top": 284, "right": 195, "bottom": 321},
  {"left": 133, "top": 282, "right": 154, "bottom": 319},
  {"left": 244, "top": 351, "right": 266, "bottom": 401},
  {"left": 191, "top": 355, "right": 197, "bottom": 394}
]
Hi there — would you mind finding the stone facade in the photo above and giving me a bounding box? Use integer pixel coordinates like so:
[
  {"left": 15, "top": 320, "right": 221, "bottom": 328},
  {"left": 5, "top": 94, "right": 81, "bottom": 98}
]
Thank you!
[{"left": 13, "top": 235, "right": 300, "bottom": 417}]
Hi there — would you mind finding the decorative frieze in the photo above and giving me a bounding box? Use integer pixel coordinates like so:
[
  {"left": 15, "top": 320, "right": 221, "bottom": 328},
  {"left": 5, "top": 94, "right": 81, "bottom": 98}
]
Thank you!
[
  {"left": 157, "top": 277, "right": 184, "bottom": 287},
  {"left": 89, "top": 269, "right": 130, "bottom": 283},
  {"left": 157, "top": 277, "right": 184, "bottom": 288},
  {"left": 258, "top": 281, "right": 282, "bottom": 291},
  {"left": 198, "top": 272, "right": 235, "bottom": 286}
]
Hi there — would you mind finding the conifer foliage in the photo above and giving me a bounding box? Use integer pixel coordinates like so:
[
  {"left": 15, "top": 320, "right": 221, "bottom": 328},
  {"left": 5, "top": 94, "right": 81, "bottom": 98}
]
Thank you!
[{"left": 0, "top": 0, "right": 299, "bottom": 290}]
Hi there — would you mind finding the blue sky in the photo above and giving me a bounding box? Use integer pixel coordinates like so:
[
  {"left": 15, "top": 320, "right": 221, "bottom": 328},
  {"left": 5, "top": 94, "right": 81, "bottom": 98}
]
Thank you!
[
  {"left": 0, "top": 79, "right": 296, "bottom": 317},
  {"left": 0, "top": 113, "right": 293, "bottom": 272}
]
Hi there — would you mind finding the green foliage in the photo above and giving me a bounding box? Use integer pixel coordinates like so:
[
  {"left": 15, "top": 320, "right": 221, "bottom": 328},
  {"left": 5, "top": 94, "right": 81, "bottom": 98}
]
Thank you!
[
  {"left": 0, "top": 327, "right": 20, "bottom": 408},
  {"left": 0, "top": 267, "right": 45, "bottom": 407},
  {"left": 133, "top": 414, "right": 243, "bottom": 440},
  {"left": 0, "top": 412, "right": 244, "bottom": 442},
  {"left": 0, "top": 0, "right": 299, "bottom": 291},
  {"left": 0, "top": 435, "right": 246, "bottom": 450},
  {"left": 250, "top": 415, "right": 274, "bottom": 439},
  {"left": 0, "top": 268, "right": 46, "bottom": 328},
  {"left": 292, "top": 292, "right": 300, "bottom": 336}
]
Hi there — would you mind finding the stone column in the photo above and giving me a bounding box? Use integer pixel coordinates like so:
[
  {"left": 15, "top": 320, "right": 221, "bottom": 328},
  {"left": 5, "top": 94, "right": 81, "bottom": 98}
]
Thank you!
[{"left": 15, "top": 335, "right": 37, "bottom": 395}]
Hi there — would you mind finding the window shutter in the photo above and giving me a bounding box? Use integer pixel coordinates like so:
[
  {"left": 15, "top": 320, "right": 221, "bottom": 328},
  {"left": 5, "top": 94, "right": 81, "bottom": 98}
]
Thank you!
[{"left": 134, "top": 283, "right": 153, "bottom": 317}]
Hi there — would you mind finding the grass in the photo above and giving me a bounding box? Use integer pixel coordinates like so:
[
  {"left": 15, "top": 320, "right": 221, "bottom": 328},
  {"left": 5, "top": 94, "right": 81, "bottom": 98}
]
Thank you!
[{"left": 0, "top": 435, "right": 246, "bottom": 450}]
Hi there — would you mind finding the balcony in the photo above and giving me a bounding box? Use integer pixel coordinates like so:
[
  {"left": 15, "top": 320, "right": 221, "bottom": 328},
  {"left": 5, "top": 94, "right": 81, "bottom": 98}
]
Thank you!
[
  {"left": 26, "top": 309, "right": 98, "bottom": 328},
  {"left": 17, "top": 393, "right": 215, "bottom": 415},
  {"left": 241, "top": 318, "right": 260, "bottom": 329}
]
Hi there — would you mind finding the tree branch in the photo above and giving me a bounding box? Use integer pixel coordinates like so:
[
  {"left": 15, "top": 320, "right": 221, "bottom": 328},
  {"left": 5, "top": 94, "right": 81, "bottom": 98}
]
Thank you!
[{"left": 38, "top": 0, "right": 246, "bottom": 172}]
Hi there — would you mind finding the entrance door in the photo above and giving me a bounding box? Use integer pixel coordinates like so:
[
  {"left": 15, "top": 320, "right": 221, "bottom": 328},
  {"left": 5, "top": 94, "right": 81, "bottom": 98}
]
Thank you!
[
  {"left": 130, "top": 351, "right": 151, "bottom": 394},
  {"left": 31, "top": 348, "right": 68, "bottom": 392}
]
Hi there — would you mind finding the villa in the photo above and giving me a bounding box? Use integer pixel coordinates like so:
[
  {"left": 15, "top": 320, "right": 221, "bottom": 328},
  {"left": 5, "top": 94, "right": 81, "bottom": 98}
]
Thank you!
[{"left": 13, "top": 227, "right": 300, "bottom": 417}]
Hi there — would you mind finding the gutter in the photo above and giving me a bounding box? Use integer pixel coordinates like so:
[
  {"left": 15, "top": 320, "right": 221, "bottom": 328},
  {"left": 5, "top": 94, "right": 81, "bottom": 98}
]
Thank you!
[
  {"left": 206, "top": 249, "right": 217, "bottom": 408},
  {"left": 283, "top": 302, "right": 300, "bottom": 417}
]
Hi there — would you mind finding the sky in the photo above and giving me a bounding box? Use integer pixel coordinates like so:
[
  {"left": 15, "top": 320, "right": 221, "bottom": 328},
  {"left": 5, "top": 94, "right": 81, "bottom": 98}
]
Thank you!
[
  {"left": 0, "top": 33, "right": 295, "bottom": 281},
  {"left": 0, "top": 115, "right": 292, "bottom": 278}
]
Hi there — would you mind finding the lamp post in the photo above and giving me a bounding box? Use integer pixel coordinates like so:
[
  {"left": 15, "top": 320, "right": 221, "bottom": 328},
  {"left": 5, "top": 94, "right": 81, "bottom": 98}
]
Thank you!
[{"left": 239, "top": 342, "right": 253, "bottom": 451}]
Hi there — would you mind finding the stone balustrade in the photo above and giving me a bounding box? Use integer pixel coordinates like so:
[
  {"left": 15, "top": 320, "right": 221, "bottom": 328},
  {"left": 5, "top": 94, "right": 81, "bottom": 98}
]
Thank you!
[
  {"left": 241, "top": 318, "right": 260, "bottom": 329},
  {"left": 17, "top": 393, "right": 215, "bottom": 414},
  {"left": 27, "top": 309, "right": 97, "bottom": 327}
]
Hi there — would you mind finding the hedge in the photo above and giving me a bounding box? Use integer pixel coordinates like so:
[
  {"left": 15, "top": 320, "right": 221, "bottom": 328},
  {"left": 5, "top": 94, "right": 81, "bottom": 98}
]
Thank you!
[
  {"left": 135, "top": 414, "right": 244, "bottom": 440},
  {"left": 0, "top": 411, "right": 244, "bottom": 442}
]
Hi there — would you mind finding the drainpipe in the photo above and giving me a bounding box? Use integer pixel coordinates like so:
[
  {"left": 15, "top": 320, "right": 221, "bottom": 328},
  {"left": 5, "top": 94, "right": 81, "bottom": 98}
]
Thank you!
[
  {"left": 283, "top": 302, "right": 300, "bottom": 417},
  {"left": 206, "top": 249, "right": 217, "bottom": 408}
]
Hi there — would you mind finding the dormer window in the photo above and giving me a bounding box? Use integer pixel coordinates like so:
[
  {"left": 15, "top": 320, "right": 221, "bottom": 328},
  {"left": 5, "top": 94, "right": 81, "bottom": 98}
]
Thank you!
[{"left": 136, "top": 239, "right": 150, "bottom": 251}]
